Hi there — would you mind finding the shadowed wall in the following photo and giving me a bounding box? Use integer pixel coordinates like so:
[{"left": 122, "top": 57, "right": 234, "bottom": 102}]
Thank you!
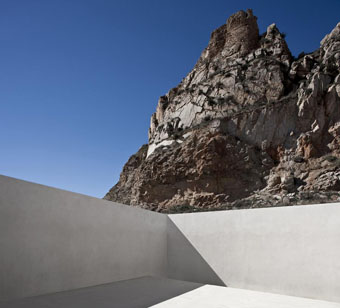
[{"left": 0, "top": 175, "right": 167, "bottom": 301}]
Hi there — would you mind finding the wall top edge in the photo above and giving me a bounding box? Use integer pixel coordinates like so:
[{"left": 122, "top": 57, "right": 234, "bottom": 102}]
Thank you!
[
  {"left": 0, "top": 174, "right": 165, "bottom": 217},
  {"left": 167, "top": 202, "right": 340, "bottom": 217}
]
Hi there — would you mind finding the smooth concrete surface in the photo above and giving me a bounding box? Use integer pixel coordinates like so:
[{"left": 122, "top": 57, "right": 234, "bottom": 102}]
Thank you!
[
  {"left": 167, "top": 204, "right": 340, "bottom": 303},
  {"left": 1, "top": 277, "right": 339, "bottom": 308},
  {"left": 0, "top": 175, "right": 167, "bottom": 301},
  {"left": 152, "top": 283, "right": 340, "bottom": 308},
  {"left": 166, "top": 218, "right": 225, "bottom": 287},
  {"left": 0, "top": 277, "right": 203, "bottom": 308}
]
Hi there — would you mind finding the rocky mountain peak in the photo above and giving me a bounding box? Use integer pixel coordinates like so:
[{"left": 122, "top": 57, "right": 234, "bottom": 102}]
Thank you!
[
  {"left": 321, "top": 22, "right": 340, "bottom": 46},
  {"left": 201, "top": 9, "right": 259, "bottom": 62},
  {"left": 105, "top": 10, "right": 340, "bottom": 213},
  {"left": 262, "top": 23, "right": 292, "bottom": 63},
  {"left": 146, "top": 10, "right": 292, "bottom": 158}
]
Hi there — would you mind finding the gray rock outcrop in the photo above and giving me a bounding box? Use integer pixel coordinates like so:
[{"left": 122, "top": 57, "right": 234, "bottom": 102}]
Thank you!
[{"left": 105, "top": 10, "right": 340, "bottom": 212}]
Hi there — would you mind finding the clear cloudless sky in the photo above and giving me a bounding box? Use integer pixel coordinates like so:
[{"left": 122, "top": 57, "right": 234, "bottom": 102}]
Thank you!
[{"left": 1, "top": 0, "right": 340, "bottom": 198}]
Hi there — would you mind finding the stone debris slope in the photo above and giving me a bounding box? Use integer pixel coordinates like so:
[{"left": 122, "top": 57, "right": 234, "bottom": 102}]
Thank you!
[{"left": 105, "top": 9, "right": 340, "bottom": 213}]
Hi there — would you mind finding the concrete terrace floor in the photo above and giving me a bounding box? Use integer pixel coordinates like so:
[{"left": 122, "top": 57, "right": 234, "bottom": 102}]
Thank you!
[{"left": 1, "top": 277, "right": 339, "bottom": 308}]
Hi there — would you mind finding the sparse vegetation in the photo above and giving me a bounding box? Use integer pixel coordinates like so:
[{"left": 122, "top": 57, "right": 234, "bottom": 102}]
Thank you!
[
  {"left": 324, "top": 155, "right": 337, "bottom": 162},
  {"left": 167, "top": 204, "right": 226, "bottom": 214},
  {"left": 207, "top": 97, "right": 216, "bottom": 106},
  {"left": 216, "top": 82, "right": 224, "bottom": 89},
  {"left": 217, "top": 97, "right": 225, "bottom": 104}
]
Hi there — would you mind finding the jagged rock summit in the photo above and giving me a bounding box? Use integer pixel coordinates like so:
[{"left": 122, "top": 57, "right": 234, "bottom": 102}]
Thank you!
[{"left": 105, "top": 10, "right": 340, "bottom": 212}]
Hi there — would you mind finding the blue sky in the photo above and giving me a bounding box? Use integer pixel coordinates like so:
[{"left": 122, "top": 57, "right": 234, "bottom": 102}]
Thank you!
[{"left": 1, "top": 0, "right": 340, "bottom": 198}]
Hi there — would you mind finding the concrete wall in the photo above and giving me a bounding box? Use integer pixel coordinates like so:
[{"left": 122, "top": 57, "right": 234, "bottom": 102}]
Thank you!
[
  {"left": 168, "top": 204, "right": 340, "bottom": 303},
  {"left": 0, "top": 175, "right": 167, "bottom": 301},
  {"left": 1, "top": 174, "right": 340, "bottom": 303}
]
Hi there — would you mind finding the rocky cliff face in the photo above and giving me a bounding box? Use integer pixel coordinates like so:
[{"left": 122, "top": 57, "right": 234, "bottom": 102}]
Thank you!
[{"left": 105, "top": 9, "right": 340, "bottom": 212}]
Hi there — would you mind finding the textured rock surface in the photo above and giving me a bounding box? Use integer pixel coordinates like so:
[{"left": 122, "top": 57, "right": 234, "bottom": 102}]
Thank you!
[{"left": 105, "top": 10, "right": 340, "bottom": 212}]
